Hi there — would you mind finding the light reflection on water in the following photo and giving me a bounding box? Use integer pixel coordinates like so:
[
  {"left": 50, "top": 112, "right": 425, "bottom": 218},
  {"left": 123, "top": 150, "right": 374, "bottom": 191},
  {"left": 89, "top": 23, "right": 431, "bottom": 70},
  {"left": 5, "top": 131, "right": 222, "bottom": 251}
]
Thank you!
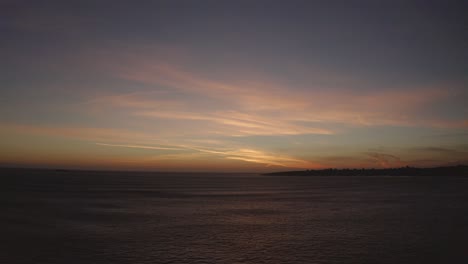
[{"left": 2, "top": 169, "right": 468, "bottom": 263}]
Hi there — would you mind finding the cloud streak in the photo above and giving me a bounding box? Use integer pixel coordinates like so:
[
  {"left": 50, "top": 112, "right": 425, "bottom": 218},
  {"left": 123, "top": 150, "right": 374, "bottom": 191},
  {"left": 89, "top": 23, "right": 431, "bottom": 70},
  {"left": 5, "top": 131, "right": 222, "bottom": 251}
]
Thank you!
[
  {"left": 95, "top": 141, "right": 317, "bottom": 168},
  {"left": 95, "top": 143, "right": 182, "bottom": 151},
  {"left": 2, "top": 43, "right": 466, "bottom": 171},
  {"left": 87, "top": 52, "right": 466, "bottom": 133}
]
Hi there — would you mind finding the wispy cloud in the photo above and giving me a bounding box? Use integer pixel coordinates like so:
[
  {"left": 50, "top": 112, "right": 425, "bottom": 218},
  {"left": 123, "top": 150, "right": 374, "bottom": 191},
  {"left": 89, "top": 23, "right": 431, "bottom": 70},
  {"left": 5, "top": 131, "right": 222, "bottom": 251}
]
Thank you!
[
  {"left": 223, "top": 149, "right": 318, "bottom": 168},
  {"left": 87, "top": 53, "right": 465, "bottom": 133},
  {"left": 94, "top": 141, "right": 317, "bottom": 168},
  {"left": 21, "top": 43, "right": 464, "bottom": 138},
  {"left": 2, "top": 122, "right": 319, "bottom": 169},
  {"left": 136, "top": 110, "right": 333, "bottom": 136},
  {"left": 95, "top": 143, "right": 182, "bottom": 151}
]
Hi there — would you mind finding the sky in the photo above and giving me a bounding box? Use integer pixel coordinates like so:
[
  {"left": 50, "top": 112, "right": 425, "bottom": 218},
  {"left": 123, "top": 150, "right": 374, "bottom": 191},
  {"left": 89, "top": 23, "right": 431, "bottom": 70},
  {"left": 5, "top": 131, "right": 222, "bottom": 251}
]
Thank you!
[{"left": 1, "top": 0, "right": 467, "bottom": 172}]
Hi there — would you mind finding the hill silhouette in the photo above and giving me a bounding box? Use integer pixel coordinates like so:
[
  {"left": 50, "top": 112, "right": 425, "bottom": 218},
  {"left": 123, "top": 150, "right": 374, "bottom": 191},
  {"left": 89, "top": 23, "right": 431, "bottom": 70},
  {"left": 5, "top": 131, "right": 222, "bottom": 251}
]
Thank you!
[{"left": 264, "top": 165, "right": 468, "bottom": 177}]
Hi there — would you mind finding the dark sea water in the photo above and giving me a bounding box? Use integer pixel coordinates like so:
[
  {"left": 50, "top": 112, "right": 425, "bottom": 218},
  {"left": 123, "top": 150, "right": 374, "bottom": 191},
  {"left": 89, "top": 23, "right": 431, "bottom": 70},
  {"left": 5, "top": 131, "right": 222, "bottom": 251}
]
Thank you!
[{"left": 1, "top": 168, "right": 468, "bottom": 264}]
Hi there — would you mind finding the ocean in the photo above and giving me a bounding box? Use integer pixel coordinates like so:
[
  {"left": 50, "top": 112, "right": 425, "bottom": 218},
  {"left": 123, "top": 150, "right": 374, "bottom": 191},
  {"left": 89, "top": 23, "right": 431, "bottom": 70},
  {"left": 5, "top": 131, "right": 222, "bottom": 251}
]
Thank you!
[{"left": 1, "top": 168, "right": 468, "bottom": 263}]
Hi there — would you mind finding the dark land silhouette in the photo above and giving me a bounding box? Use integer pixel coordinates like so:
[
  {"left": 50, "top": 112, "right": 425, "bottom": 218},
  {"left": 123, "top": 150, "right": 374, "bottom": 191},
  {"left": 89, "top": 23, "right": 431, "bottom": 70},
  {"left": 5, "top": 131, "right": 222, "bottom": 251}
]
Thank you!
[{"left": 264, "top": 165, "right": 468, "bottom": 177}]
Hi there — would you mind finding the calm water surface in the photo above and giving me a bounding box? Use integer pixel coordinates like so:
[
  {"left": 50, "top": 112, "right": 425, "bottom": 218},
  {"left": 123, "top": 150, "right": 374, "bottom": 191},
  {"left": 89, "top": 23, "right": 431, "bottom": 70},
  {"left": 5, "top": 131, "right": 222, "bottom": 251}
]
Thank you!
[{"left": 1, "top": 168, "right": 468, "bottom": 263}]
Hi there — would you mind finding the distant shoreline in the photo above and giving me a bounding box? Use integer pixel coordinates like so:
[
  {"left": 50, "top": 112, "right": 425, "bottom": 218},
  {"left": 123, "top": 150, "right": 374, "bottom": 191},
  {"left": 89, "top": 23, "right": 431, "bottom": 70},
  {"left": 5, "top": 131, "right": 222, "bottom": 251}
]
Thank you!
[{"left": 264, "top": 165, "right": 468, "bottom": 177}]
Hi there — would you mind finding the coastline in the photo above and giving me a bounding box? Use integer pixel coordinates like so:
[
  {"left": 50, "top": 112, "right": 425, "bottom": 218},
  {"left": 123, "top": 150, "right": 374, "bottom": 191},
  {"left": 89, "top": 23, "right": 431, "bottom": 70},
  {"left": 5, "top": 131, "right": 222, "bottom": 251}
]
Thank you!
[{"left": 264, "top": 165, "right": 468, "bottom": 177}]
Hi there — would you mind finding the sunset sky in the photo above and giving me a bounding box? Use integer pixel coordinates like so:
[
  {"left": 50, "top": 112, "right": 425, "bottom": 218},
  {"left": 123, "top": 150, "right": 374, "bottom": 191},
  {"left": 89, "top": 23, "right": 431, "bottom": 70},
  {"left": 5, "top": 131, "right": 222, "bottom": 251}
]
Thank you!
[{"left": 1, "top": 1, "right": 467, "bottom": 171}]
